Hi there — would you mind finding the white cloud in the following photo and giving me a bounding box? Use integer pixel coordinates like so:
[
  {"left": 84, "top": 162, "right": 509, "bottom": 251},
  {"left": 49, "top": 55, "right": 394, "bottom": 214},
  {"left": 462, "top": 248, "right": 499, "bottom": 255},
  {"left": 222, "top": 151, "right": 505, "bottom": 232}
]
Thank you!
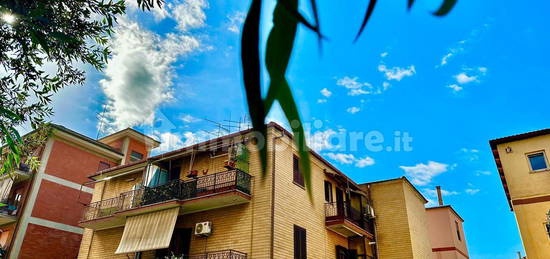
[
  {"left": 460, "top": 148, "right": 480, "bottom": 161},
  {"left": 447, "top": 84, "right": 463, "bottom": 92},
  {"left": 337, "top": 76, "right": 369, "bottom": 89},
  {"left": 355, "top": 156, "right": 375, "bottom": 168},
  {"left": 181, "top": 114, "right": 200, "bottom": 123},
  {"left": 465, "top": 188, "right": 480, "bottom": 195},
  {"left": 154, "top": 131, "right": 185, "bottom": 152},
  {"left": 171, "top": 0, "right": 208, "bottom": 32},
  {"left": 320, "top": 88, "right": 332, "bottom": 97},
  {"left": 227, "top": 11, "right": 245, "bottom": 33},
  {"left": 307, "top": 129, "right": 338, "bottom": 152},
  {"left": 346, "top": 107, "right": 360, "bottom": 114},
  {"left": 382, "top": 81, "right": 390, "bottom": 90},
  {"left": 317, "top": 99, "right": 327, "bottom": 103},
  {"left": 325, "top": 152, "right": 355, "bottom": 164},
  {"left": 455, "top": 72, "right": 477, "bottom": 84},
  {"left": 399, "top": 161, "right": 449, "bottom": 186},
  {"left": 325, "top": 152, "right": 375, "bottom": 168},
  {"left": 378, "top": 64, "right": 416, "bottom": 81},
  {"left": 380, "top": 52, "right": 388, "bottom": 58},
  {"left": 424, "top": 188, "right": 460, "bottom": 197},
  {"left": 476, "top": 170, "right": 492, "bottom": 176},
  {"left": 98, "top": 19, "right": 201, "bottom": 133}
]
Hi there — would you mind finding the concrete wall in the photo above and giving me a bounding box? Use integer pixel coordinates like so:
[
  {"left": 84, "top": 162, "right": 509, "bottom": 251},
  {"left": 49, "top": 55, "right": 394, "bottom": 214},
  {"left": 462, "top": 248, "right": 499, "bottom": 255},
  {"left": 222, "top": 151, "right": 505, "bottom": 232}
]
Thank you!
[
  {"left": 426, "top": 207, "right": 468, "bottom": 259},
  {"left": 495, "top": 135, "right": 550, "bottom": 258},
  {"left": 369, "top": 178, "right": 431, "bottom": 259}
]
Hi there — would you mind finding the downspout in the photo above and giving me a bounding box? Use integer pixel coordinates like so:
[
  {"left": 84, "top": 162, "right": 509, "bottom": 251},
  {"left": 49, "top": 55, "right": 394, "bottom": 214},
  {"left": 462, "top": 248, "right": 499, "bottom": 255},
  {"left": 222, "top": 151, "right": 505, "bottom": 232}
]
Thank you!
[{"left": 270, "top": 130, "right": 284, "bottom": 259}]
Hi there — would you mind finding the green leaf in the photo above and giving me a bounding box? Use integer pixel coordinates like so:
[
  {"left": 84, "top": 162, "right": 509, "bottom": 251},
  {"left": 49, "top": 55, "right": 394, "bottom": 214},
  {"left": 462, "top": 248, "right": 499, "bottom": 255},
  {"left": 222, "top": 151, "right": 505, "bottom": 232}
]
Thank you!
[
  {"left": 408, "top": 0, "right": 415, "bottom": 10},
  {"left": 265, "top": 0, "right": 312, "bottom": 195},
  {"left": 241, "top": 0, "right": 268, "bottom": 175},
  {"left": 309, "top": 0, "right": 323, "bottom": 50},
  {"left": 355, "top": 0, "right": 378, "bottom": 42},
  {"left": 0, "top": 108, "right": 21, "bottom": 122},
  {"left": 433, "top": 0, "right": 457, "bottom": 16},
  {"left": 277, "top": 0, "right": 322, "bottom": 37}
]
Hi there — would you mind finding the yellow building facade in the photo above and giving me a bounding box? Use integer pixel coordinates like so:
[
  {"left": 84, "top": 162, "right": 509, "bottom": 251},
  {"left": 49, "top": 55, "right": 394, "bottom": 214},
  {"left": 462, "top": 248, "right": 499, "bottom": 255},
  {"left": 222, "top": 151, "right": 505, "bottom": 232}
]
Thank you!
[
  {"left": 491, "top": 129, "right": 550, "bottom": 259},
  {"left": 77, "top": 123, "right": 377, "bottom": 259}
]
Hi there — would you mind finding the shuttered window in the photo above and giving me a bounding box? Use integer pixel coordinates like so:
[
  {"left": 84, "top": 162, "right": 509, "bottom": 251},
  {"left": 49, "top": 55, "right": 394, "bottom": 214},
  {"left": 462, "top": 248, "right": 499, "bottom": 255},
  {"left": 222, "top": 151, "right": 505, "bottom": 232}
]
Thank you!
[
  {"left": 293, "top": 155, "right": 304, "bottom": 187},
  {"left": 324, "top": 181, "right": 333, "bottom": 202},
  {"left": 294, "top": 225, "right": 306, "bottom": 259}
]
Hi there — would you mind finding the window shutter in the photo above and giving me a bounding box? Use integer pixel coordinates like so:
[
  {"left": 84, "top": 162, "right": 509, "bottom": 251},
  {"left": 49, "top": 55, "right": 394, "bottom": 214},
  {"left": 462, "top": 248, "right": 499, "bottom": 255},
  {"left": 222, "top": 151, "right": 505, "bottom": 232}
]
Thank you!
[{"left": 293, "top": 155, "right": 304, "bottom": 187}]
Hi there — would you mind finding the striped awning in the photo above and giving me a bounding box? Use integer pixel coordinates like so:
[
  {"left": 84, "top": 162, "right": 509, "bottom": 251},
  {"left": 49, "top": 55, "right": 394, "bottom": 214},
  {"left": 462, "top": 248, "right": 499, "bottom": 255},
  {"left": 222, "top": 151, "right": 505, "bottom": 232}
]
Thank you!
[{"left": 115, "top": 207, "right": 179, "bottom": 254}]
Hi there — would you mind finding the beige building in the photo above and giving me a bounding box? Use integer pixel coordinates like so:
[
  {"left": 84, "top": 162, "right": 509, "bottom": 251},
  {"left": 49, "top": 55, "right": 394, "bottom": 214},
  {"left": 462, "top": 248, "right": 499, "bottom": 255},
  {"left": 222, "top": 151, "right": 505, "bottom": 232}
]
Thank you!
[
  {"left": 491, "top": 129, "right": 550, "bottom": 259},
  {"left": 76, "top": 122, "right": 470, "bottom": 259},
  {"left": 425, "top": 186, "right": 469, "bottom": 259}
]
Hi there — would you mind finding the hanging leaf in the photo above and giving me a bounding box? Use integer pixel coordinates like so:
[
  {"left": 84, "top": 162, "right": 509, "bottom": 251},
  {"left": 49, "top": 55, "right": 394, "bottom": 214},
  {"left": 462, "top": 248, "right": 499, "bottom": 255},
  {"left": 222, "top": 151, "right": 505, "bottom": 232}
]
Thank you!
[
  {"left": 433, "top": 0, "right": 457, "bottom": 16},
  {"left": 241, "top": 0, "right": 269, "bottom": 174},
  {"left": 265, "top": 0, "right": 312, "bottom": 194},
  {"left": 408, "top": 0, "right": 415, "bottom": 10},
  {"left": 355, "top": 0, "right": 378, "bottom": 42}
]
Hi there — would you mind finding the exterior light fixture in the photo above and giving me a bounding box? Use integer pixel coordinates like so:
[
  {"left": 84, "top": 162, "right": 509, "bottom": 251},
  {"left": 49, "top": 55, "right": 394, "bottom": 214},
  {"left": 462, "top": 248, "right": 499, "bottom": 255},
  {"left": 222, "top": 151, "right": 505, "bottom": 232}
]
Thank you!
[
  {"left": 505, "top": 146, "right": 513, "bottom": 153},
  {"left": 1, "top": 13, "right": 16, "bottom": 25}
]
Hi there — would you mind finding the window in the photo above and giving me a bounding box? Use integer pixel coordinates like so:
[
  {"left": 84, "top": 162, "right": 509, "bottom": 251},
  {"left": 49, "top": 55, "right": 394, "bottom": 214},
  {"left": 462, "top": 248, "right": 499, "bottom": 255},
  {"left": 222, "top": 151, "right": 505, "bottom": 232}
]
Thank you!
[
  {"left": 294, "top": 225, "right": 306, "bottom": 259},
  {"left": 528, "top": 152, "right": 548, "bottom": 171},
  {"left": 455, "top": 221, "right": 461, "bottom": 241},
  {"left": 130, "top": 151, "right": 144, "bottom": 162},
  {"left": 293, "top": 155, "right": 304, "bottom": 187},
  {"left": 324, "top": 181, "right": 333, "bottom": 202},
  {"left": 98, "top": 161, "right": 111, "bottom": 171}
]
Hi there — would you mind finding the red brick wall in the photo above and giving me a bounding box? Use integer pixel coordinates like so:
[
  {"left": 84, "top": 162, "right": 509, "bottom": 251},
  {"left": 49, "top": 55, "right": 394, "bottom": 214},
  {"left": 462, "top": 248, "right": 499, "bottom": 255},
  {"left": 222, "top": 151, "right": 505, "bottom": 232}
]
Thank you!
[
  {"left": 105, "top": 139, "right": 123, "bottom": 153},
  {"left": 45, "top": 139, "right": 117, "bottom": 184},
  {"left": 31, "top": 179, "right": 92, "bottom": 227},
  {"left": 126, "top": 138, "right": 148, "bottom": 162},
  {"left": 19, "top": 223, "right": 82, "bottom": 259}
]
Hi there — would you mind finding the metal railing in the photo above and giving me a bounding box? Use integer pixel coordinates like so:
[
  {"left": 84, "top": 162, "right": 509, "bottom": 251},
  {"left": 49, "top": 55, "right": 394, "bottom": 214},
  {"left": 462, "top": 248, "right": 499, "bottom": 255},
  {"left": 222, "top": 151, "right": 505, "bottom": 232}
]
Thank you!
[
  {"left": 325, "top": 201, "right": 374, "bottom": 233},
  {"left": 81, "top": 169, "right": 252, "bottom": 222},
  {"left": 184, "top": 249, "right": 247, "bottom": 259}
]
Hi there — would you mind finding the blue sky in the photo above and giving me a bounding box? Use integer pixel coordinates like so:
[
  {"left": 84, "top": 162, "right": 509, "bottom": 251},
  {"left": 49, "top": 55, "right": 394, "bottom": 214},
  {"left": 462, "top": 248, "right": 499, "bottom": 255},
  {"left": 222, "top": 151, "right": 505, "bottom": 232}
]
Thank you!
[{"left": 43, "top": 0, "right": 550, "bottom": 258}]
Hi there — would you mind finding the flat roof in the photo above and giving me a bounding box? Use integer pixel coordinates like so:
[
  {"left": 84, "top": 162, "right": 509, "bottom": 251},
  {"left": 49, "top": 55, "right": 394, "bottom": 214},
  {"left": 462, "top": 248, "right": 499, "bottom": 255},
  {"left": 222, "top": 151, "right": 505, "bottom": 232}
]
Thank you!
[{"left": 426, "top": 205, "right": 465, "bottom": 222}]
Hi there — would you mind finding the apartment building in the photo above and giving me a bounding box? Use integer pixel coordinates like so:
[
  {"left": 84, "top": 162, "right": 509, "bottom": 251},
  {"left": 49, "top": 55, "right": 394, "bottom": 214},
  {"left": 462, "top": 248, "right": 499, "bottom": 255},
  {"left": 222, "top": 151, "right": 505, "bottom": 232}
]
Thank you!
[
  {"left": 490, "top": 129, "right": 550, "bottom": 259},
  {"left": 0, "top": 124, "right": 158, "bottom": 258},
  {"left": 77, "top": 122, "right": 469, "bottom": 259}
]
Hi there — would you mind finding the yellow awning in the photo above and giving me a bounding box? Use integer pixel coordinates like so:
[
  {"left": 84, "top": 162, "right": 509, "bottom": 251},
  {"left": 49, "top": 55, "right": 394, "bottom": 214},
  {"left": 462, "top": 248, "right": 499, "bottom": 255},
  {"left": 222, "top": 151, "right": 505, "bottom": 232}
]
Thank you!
[{"left": 115, "top": 207, "right": 179, "bottom": 254}]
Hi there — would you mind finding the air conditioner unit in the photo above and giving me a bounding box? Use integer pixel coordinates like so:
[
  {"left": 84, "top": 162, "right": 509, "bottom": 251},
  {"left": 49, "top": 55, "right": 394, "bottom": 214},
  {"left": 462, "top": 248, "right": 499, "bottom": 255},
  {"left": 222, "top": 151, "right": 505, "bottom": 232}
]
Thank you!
[
  {"left": 194, "top": 221, "right": 212, "bottom": 237},
  {"left": 367, "top": 205, "right": 375, "bottom": 219}
]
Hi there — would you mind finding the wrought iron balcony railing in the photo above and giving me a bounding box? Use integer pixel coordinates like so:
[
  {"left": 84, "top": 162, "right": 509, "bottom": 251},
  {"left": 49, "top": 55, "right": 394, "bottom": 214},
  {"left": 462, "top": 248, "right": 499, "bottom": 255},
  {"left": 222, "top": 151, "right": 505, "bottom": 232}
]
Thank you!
[
  {"left": 325, "top": 201, "right": 374, "bottom": 234},
  {"left": 81, "top": 169, "right": 252, "bottom": 222},
  {"left": 184, "top": 249, "right": 247, "bottom": 259}
]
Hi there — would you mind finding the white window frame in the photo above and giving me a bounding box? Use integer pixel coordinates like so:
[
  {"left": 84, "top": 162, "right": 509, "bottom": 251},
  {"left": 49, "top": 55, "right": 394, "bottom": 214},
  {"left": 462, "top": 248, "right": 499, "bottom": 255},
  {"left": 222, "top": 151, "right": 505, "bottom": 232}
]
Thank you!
[{"left": 526, "top": 150, "right": 549, "bottom": 172}]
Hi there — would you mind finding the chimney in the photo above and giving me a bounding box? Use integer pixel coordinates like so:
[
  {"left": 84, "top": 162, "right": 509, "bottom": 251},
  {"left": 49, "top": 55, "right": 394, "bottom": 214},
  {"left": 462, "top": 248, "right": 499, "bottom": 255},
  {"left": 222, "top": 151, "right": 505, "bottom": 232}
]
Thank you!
[{"left": 436, "top": 186, "right": 443, "bottom": 206}]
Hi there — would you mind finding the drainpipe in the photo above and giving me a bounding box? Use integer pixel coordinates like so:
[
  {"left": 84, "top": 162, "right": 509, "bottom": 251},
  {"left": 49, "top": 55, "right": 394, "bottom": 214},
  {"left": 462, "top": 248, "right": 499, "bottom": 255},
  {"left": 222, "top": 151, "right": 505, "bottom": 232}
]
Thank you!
[{"left": 270, "top": 130, "right": 284, "bottom": 259}]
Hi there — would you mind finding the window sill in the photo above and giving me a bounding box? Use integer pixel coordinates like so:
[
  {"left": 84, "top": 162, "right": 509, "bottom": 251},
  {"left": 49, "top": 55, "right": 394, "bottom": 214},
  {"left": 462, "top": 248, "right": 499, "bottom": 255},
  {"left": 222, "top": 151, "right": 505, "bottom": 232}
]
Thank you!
[
  {"left": 529, "top": 169, "right": 550, "bottom": 174},
  {"left": 293, "top": 181, "right": 305, "bottom": 190}
]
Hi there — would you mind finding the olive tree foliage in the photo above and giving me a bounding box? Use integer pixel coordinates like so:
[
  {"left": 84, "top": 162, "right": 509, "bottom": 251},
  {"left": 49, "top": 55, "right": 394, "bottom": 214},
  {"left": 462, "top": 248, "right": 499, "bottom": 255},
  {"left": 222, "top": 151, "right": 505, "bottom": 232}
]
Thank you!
[{"left": 0, "top": 0, "right": 162, "bottom": 176}]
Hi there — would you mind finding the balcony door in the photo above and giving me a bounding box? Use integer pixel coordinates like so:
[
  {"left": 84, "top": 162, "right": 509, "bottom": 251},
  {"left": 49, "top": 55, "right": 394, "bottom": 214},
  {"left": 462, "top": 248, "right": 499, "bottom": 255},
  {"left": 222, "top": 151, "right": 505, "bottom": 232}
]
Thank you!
[
  {"left": 336, "top": 188, "right": 344, "bottom": 216},
  {"left": 156, "top": 228, "right": 192, "bottom": 258}
]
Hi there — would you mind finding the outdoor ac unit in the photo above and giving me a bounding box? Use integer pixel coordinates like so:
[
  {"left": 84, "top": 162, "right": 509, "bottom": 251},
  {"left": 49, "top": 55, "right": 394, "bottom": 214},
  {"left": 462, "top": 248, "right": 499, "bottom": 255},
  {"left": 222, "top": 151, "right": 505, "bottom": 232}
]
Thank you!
[
  {"left": 194, "top": 221, "right": 212, "bottom": 237},
  {"left": 367, "top": 205, "right": 375, "bottom": 218}
]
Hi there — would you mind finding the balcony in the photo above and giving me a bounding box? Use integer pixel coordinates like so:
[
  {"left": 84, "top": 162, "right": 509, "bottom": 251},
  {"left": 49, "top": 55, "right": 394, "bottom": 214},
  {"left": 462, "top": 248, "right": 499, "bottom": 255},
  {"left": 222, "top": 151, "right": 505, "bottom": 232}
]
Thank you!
[
  {"left": 184, "top": 249, "right": 247, "bottom": 259},
  {"left": 0, "top": 204, "right": 18, "bottom": 225},
  {"left": 325, "top": 202, "right": 374, "bottom": 238},
  {"left": 80, "top": 169, "right": 252, "bottom": 230}
]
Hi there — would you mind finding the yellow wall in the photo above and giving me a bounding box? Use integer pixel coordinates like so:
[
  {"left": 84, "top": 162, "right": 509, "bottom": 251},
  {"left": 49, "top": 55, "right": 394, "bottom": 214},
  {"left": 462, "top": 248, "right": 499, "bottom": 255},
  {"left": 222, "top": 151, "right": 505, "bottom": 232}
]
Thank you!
[
  {"left": 496, "top": 135, "right": 550, "bottom": 200},
  {"left": 513, "top": 201, "right": 550, "bottom": 259},
  {"left": 495, "top": 135, "right": 550, "bottom": 258},
  {"left": 78, "top": 127, "right": 377, "bottom": 259},
  {"left": 368, "top": 178, "right": 431, "bottom": 259}
]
